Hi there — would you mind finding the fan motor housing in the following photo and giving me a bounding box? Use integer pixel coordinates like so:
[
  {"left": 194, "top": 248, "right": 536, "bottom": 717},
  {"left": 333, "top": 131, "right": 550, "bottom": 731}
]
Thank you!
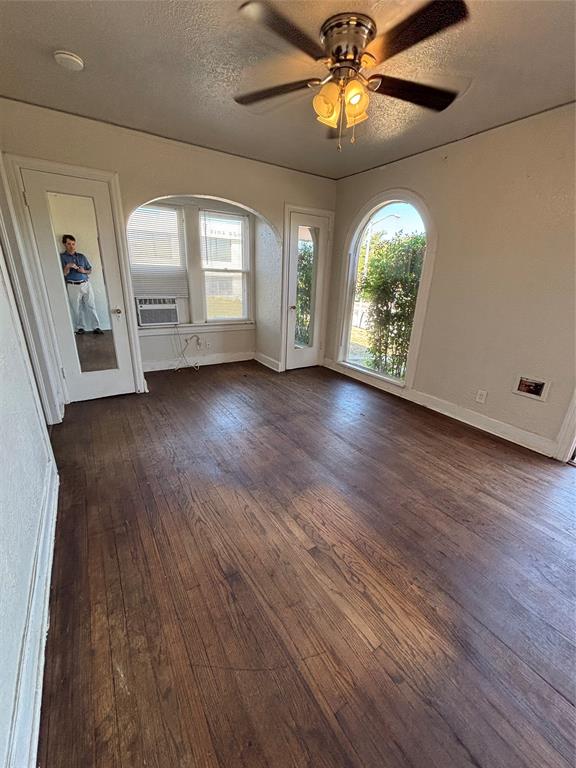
[{"left": 320, "top": 13, "right": 377, "bottom": 69}]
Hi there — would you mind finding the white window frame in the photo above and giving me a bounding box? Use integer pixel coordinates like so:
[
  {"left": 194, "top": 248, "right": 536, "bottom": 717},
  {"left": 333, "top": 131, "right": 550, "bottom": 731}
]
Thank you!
[
  {"left": 127, "top": 203, "right": 254, "bottom": 328},
  {"left": 337, "top": 189, "right": 437, "bottom": 391},
  {"left": 199, "top": 209, "right": 251, "bottom": 323}
]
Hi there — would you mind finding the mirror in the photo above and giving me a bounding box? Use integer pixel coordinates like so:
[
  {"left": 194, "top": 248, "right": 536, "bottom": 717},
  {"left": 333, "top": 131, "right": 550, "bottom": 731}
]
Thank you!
[{"left": 47, "top": 192, "right": 118, "bottom": 372}]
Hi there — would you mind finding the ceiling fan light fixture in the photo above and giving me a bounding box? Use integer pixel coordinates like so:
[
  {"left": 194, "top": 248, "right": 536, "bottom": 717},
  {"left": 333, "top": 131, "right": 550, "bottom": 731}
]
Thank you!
[
  {"left": 344, "top": 79, "right": 369, "bottom": 130},
  {"left": 345, "top": 79, "right": 369, "bottom": 111},
  {"left": 316, "top": 110, "right": 341, "bottom": 129},
  {"left": 234, "top": 1, "right": 470, "bottom": 149},
  {"left": 312, "top": 82, "right": 340, "bottom": 121},
  {"left": 345, "top": 110, "right": 368, "bottom": 129}
]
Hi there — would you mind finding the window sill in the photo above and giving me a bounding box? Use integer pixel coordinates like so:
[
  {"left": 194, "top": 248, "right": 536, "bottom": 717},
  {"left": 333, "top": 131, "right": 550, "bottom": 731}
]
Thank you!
[
  {"left": 138, "top": 321, "right": 255, "bottom": 336},
  {"left": 337, "top": 361, "right": 407, "bottom": 389}
]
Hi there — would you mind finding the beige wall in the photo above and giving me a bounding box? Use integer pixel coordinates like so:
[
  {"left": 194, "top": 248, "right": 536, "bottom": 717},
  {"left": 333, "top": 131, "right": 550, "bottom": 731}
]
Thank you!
[
  {"left": 1, "top": 97, "right": 574, "bottom": 452},
  {"left": 139, "top": 326, "right": 254, "bottom": 372},
  {"left": 255, "top": 216, "right": 284, "bottom": 364},
  {"left": 0, "top": 97, "right": 335, "bottom": 365},
  {"left": 329, "top": 104, "right": 575, "bottom": 444}
]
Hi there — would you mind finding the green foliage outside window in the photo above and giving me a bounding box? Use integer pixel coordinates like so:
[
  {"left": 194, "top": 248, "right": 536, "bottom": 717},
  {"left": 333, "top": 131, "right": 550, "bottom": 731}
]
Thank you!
[
  {"left": 295, "top": 240, "right": 314, "bottom": 346},
  {"left": 358, "top": 231, "right": 426, "bottom": 380}
]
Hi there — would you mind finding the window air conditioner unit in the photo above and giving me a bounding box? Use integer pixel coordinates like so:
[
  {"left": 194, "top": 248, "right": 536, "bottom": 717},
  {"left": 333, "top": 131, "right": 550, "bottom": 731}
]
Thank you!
[{"left": 136, "top": 297, "right": 179, "bottom": 326}]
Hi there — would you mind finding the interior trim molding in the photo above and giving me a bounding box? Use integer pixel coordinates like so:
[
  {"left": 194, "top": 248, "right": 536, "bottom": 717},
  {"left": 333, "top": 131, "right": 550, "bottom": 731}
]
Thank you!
[
  {"left": 0, "top": 154, "right": 67, "bottom": 424},
  {"left": 1, "top": 96, "right": 574, "bottom": 181},
  {"left": 0, "top": 95, "right": 333, "bottom": 181},
  {"left": 1, "top": 153, "right": 149, "bottom": 410},
  {"left": 138, "top": 321, "right": 255, "bottom": 337},
  {"left": 5, "top": 460, "right": 59, "bottom": 768},
  {"left": 554, "top": 391, "right": 576, "bottom": 462},
  {"left": 323, "top": 359, "right": 558, "bottom": 458},
  {"left": 409, "top": 390, "right": 558, "bottom": 458},
  {"left": 334, "top": 188, "right": 436, "bottom": 394},
  {"left": 335, "top": 100, "right": 576, "bottom": 180},
  {"left": 143, "top": 350, "right": 254, "bottom": 372},
  {"left": 254, "top": 352, "right": 282, "bottom": 372},
  {"left": 281, "top": 204, "right": 335, "bottom": 372}
]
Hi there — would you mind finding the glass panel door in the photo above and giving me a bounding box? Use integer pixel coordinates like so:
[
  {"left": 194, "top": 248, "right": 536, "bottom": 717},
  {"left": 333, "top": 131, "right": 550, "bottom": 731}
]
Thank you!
[
  {"left": 286, "top": 211, "right": 329, "bottom": 370},
  {"left": 294, "top": 225, "right": 318, "bottom": 349}
]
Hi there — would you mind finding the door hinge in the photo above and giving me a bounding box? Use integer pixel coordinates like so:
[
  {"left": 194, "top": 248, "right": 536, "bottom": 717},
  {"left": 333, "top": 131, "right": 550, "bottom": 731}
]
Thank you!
[
  {"left": 22, "top": 189, "right": 29, "bottom": 208},
  {"left": 61, "top": 366, "right": 66, "bottom": 380}
]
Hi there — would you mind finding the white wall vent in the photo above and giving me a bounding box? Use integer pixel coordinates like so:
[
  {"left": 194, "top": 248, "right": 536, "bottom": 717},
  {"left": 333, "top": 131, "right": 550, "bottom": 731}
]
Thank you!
[{"left": 136, "top": 297, "right": 179, "bottom": 326}]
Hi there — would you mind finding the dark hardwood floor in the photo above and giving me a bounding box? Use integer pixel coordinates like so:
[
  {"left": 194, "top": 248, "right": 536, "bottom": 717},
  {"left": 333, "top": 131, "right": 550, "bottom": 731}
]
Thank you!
[{"left": 39, "top": 362, "right": 576, "bottom": 768}]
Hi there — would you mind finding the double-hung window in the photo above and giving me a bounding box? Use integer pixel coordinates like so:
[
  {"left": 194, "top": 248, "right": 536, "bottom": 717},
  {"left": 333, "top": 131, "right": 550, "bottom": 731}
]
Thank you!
[
  {"left": 199, "top": 211, "right": 249, "bottom": 321},
  {"left": 127, "top": 205, "right": 188, "bottom": 298},
  {"left": 127, "top": 203, "right": 251, "bottom": 324}
]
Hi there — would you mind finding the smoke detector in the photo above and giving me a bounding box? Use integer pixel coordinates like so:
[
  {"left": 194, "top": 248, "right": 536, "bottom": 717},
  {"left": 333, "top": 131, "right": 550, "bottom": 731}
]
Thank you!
[{"left": 53, "top": 51, "right": 84, "bottom": 71}]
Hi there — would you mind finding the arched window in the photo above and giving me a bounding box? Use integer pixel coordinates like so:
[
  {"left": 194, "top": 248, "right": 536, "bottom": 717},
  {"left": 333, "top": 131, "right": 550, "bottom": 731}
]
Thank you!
[{"left": 344, "top": 201, "right": 427, "bottom": 383}]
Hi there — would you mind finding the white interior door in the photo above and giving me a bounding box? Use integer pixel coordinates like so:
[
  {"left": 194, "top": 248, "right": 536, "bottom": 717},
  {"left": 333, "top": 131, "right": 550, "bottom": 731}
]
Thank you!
[
  {"left": 286, "top": 212, "right": 329, "bottom": 369},
  {"left": 21, "top": 169, "right": 135, "bottom": 401}
]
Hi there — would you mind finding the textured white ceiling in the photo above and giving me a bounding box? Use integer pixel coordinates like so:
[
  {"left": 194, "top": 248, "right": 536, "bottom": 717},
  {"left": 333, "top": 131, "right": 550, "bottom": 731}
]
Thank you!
[{"left": 0, "top": 0, "right": 574, "bottom": 178}]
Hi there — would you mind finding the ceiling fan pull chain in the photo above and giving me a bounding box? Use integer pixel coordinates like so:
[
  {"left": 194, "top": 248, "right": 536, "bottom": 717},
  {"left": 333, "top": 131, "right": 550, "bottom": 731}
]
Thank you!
[{"left": 337, "top": 90, "right": 344, "bottom": 152}]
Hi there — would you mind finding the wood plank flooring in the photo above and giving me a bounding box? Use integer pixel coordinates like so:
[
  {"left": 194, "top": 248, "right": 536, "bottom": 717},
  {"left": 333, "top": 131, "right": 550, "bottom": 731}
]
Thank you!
[{"left": 39, "top": 362, "right": 576, "bottom": 768}]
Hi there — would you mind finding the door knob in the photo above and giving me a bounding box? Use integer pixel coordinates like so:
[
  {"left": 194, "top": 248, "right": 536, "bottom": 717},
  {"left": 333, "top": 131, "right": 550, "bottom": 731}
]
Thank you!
[
  {"left": 289, "top": 305, "right": 296, "bottom": 310},
  {"left": 111, "top": 307, "right": 122, "bottom": 315}
]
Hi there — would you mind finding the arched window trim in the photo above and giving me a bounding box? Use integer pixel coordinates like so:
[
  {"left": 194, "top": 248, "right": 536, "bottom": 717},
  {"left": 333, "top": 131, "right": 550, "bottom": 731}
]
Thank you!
[{"left": 337, "top": 188, "right": 437, "bottom": 391}]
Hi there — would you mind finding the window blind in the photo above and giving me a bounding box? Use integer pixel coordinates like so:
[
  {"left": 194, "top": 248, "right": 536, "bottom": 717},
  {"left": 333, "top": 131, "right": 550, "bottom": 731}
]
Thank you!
[
  {"left": 199, "top": 211, "right": 246, "bottom": 270},
  {"left": 127, "top": 205, "right": 189, "bottom": 297}
]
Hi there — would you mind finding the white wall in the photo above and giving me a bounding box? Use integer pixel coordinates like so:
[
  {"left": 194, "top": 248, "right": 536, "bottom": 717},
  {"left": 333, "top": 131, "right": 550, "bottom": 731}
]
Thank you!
[
  {"left": 139, "top": 325, "right": 255, "bottom": 372},
  {"left": 0, "top": 237, "right": 58, "bottom": 767},
  {"left": 328, "top": 104, "right": 575, "bottom": 452},
  {"left": 255, "top": 216, "right": 284, "bottom": 368},
  {"left": 0, "top": 97, "right": 336, "bottom": 369}
]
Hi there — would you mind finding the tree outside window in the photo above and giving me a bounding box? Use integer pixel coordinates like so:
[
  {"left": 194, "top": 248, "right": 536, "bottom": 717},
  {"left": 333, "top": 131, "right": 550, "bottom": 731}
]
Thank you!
[{"left": 346, "top": 202, "right": 426, "bottom": 382}]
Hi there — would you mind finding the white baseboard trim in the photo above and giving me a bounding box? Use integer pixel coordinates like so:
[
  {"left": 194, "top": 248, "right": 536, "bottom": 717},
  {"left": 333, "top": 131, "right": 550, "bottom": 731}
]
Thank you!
[
  {"left": 554, "top": 391, "right": 576, "bottom": 461},
  {"left": 324, "top": 359, "right": 407, "bottom": 396},
  {"left": 410, "top": 390, "right": 558, "bottom": 457},
  {"left": 323, "top": 359, "right": 558, "bottom": 459},
  {"left": 6, "top": 460, "right": 59, "bottom": 768},
  {"left": 143, "top": 351, "right": 254, "bottom": 372},
  {"left": 254, "top": 352, "right": 282, "bottom": 372}
]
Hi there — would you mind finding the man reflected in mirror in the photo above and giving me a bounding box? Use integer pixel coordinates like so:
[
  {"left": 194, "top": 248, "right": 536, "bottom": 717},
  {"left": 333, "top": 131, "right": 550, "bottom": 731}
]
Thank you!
[{"left": 60, "top": 234, "right": 103, "bottom": 334}]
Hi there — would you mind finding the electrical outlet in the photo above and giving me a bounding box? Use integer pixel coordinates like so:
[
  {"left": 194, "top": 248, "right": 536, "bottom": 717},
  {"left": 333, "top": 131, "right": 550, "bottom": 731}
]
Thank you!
[{"left": 475, "top": 389, "right": 487, "bottom": 404}]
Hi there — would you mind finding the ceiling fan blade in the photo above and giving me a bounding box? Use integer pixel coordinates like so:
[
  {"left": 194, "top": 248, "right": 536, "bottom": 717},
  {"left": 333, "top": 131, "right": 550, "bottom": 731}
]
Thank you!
[
  {"left": 234, "top": 78, "right": 321, "bottom": 105},
  {"left": 366, "top": 0, "right": 468, "bottom": 65},
  {"left": 239, "top": 1, "right": 326, "bottom": 61},
  {"left": 369, "top": 75, "right": 458, "bottom": 111}
]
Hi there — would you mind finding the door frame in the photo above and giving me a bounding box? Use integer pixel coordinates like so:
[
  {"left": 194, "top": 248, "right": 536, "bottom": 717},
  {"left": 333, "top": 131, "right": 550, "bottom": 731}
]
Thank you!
[
  {"left": 281, "top": 204, "right": 334, "bottom": 372},
  {"left": 1, "top": 154, "right": 146, "bottom": 420}
]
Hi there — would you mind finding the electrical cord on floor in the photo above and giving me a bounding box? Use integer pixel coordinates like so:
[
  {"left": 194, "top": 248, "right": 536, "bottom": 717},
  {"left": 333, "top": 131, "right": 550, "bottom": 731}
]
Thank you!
[{"left": 173, "top": 329, "right": 200, "bottom": 372}]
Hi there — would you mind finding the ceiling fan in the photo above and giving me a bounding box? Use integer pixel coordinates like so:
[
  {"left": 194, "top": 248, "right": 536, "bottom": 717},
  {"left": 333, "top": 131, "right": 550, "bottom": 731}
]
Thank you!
[{"left": 234, "top": 0, "right": 469, "bottom": 148}]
